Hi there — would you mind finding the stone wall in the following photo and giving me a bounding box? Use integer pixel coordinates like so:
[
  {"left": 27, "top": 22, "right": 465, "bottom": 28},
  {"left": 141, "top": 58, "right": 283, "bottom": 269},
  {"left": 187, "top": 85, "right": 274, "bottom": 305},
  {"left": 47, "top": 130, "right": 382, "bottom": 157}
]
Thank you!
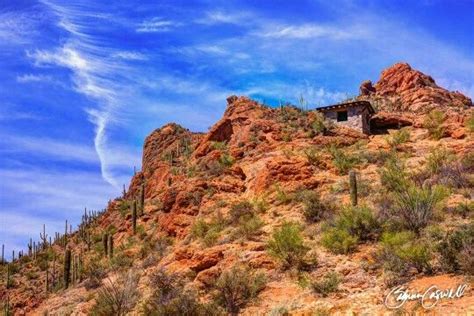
[{"left": 322, "top": 105, "right": 371, "bottom": 134}]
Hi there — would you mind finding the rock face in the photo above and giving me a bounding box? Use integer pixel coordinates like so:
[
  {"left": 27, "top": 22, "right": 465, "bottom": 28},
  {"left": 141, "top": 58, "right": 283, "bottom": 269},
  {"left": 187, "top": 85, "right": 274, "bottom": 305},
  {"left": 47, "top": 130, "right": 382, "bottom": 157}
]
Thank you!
[
  {"left": 5, "top": 63, "right": 474, "bottom": 315},
  {"left": 359, "top": 63, "right": 472, "bottom": 113}
]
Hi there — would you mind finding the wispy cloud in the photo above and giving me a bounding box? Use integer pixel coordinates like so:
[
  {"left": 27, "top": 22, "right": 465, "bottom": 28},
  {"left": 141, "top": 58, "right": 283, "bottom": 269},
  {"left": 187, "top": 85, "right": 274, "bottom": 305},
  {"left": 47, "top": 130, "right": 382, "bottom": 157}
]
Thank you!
[
  {"left": 258, "top": 23, "right": 364, "bottom": 40},
  {"left": 136, "top": 17, "right": 179, "bottom": 33},
  {"left": 16, "top": 74, "right": 53, "bottom": 83},
  {"left": 195, "top": 10, "right": 252, "bottom": 25},
  {"left": 112, "top": 51, "right": 148, "bottom": 61},
  {"left": 0, "top": 135, "right": 98, "bottom": 165},
  {"left": 0, "top": 10, "right": 42, "bottom": 46}
]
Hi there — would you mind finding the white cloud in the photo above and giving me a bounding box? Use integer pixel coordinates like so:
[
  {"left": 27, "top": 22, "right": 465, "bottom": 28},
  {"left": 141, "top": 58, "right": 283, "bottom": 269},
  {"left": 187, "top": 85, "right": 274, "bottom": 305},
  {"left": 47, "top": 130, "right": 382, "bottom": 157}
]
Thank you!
[
  {"left": 112, "top": 51, "right": 148, "bottom": 61},
  {"left": 258, "top": 23, "right": 358, "bottom": 40},
  {"left": 136, "top": 17, "right": 179, "bottom": 33},
  {"left": 0, "top": 135, "right": 99, "bottom": 164},
  {"left": 16, "top": 74, "right": 53, "bottom": 83},
  {"left": 195, "top": 10, "right": 252, "bottom": 25}
]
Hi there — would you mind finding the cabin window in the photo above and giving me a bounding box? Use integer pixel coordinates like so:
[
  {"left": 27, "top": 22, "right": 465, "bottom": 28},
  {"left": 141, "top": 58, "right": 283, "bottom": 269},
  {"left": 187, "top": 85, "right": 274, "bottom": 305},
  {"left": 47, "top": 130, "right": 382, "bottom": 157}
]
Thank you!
[{"left": 337, "top": 110, "right": 348, "bottom": 122}]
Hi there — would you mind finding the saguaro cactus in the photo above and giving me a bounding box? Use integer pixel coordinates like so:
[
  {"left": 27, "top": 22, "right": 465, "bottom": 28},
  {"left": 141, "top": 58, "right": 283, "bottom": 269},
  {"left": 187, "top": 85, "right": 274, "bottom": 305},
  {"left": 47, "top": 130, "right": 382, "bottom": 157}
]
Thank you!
[
  {"left": 64, "top": 248, "right": 71, "bottom": 289},
  {"left": 40, "top": 224, "right": 48, "bottom": 250},
  {"left": 349, "top": 170, "right": 358, "bottom": 206},
  {"left": 132, "top": 200, "right": 137, "bottom": 234},
  {"left": 139, "top": 184, "right": 145, "bottom": 215},
  {"left": 45, "top": 269, "right": 49, "bottom": 292},
  {"left": 108, "top": 235, "right": 114, "bottom": 259},
  {"left": 6, "top": 263, "right": 11, "bottom": 289},
  {"left": 1, "top": 244, "right": 4, "bottom": 264},
  {"left": 102, "top": 233, "right": 109, "bottom": 257}
]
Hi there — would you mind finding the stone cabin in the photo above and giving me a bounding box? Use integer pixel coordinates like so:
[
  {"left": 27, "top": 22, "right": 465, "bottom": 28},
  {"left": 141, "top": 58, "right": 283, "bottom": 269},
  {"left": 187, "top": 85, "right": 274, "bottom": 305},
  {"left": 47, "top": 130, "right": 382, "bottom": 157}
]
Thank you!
[{"left": 316, "top": 100, "right": 375, "bottom": 134}]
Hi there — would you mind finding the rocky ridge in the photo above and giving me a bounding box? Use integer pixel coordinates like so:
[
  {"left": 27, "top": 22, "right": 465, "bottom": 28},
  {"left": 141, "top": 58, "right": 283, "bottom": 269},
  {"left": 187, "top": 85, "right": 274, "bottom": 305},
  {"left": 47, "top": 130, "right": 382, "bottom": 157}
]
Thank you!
[{"left": 1, "top": 63, "right": 473, "bottom": 315}]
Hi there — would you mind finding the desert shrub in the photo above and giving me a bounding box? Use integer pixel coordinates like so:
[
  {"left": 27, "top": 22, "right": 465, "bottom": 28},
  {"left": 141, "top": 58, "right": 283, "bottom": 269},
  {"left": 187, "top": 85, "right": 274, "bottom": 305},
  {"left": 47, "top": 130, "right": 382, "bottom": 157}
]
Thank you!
[
  {"left": 378, "top": 231, "right": 432, "bottom": 274},
  {"left": 328, "top": 146, "right": 359, "bottom": 175},
  {"left": 211, "top": 141, "right": 228, "bottom": 151},
  {"left": 321, "top": 205, "right": 380, "bottom": 254},
  {"left": 191, "top": 216, "right": 224, "bottom": 247},
  {"left": 91, "top": 271, "right": 139, "bottom": 316},
  {"left": 438, "top": 224, "right": 474, "bottom": 274},
  {"left": 426, "top": 148, "right": 453, "bottom": 175},
  {"left": 386, "top": 128, "right": 410, "bottom": 149},
  {"left": 219, "top": 153, "right": 234, "bottom": 168},
  {"left": 295, "top": 190, "right": 335, "bottom": 223},
  {"left": 304, "top": 147, "right": 324, "bottom": 166},
  {"left": 139, "top": 235, "right": 172, "bottom": 261},
  {"left": 311, "top": 272, "right": 341, "bottom": 297},
  {"left": 83, "top": 257, "right": 107, "bottom": 290},
  {"left": 379, "top": 157, "right": 447, "bottom": 233},
  {"left": 229, "top": 201, "right": 254, "bottom": 223},
  {"left": 466, "top": 111, "right": 474, "bottom": 132},
  {"left": 143, "top": 268, "right": 215, "bottom": 316},
  {"left": 110, "top": 251, "right": 133, "bottom": 270},
  {"left": 274, "top": 185, "right": 293, "bottom": 205},
  {"left": 423, "top": 110, "right": 445, "bottom": 140},
  {"left": 267, "top": 222, "right": 309, "bottom": 269},
  {"left": 458, "top": 243, "right": 474, "bottom": 275},
  {"left": 453, "top": 201, "right": 473, "bottom": 218},
  {"left": 36, "top": 252, "right": 50, "bottom": 271},
  {"left": 233, "top": 214, "right": 264, "bottom": 241},
  {"left": 251, "top": 196, "right": 269, "bottom": 213},
  {"left": 309, "top": 112, "right": 329, "bottom": 136},
  {"left": 391, "top": 185, "right": 447, "bottom": 234},
  {"left": 214, "top": 264, "right": 266, "bottom": 315},
  {"left": 321, "top": 227, "right": 358, "bottom": 255}
]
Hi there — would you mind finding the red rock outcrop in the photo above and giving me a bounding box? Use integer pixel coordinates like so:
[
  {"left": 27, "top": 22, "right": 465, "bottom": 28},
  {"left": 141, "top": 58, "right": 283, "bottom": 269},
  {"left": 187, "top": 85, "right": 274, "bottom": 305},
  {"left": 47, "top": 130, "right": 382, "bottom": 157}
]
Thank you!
[{"left": 359, "top": 63, "right": 472, "bottom": 113}]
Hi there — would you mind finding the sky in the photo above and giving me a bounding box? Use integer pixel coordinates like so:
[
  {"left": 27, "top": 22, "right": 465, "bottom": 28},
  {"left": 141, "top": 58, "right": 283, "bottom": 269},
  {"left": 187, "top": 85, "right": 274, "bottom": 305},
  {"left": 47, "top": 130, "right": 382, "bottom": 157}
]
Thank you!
[{"left": 1, "top": 0, "right": 473, "bottom": 258}]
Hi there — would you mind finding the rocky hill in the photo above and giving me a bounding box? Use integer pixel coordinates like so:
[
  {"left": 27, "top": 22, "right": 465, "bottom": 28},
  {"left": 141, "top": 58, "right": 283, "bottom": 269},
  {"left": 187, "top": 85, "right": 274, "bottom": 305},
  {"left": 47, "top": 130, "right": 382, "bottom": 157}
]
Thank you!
[{"left": 1, "top": 63, "right": 473, "bottom": 315}]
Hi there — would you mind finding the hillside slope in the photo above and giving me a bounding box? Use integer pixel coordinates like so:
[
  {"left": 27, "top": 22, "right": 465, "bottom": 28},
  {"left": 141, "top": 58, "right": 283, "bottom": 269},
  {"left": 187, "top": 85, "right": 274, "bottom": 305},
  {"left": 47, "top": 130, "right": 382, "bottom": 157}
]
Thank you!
[{"left": 1, "top": 63, "right": 473, "bottom": 315}]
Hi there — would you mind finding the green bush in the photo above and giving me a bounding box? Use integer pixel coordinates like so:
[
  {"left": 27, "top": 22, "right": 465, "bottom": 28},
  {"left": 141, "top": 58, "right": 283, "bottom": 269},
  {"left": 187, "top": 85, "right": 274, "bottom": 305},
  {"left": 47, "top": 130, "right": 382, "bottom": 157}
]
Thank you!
[
  {"left": 229, "top": 201, "right": 254, "bottom": 223},
  {"left": 219, "top": 153, "right": 234, "bottom": 168},
  {"left": 303, "top": 147, "right": 324, "bottom": 166},
  {"left": 321, "top": 205, "right": 380, "bottom": 254},
  {"left": 423, "top": 110, "right": 445, "bottom": 140},
  {"left": 379, "top": 157, "right": 447, "bottom": 234},
  {"left": 321, "top": 227, "right": 358, "bottom": 254},
  {"left": 214, "top": 264, "right": 266, "bottom": 315},
  {"left": 438, "top": 224, "right": 474, "bottom": 274},
  {"left": 83, "top": 257, "right": 107, "bottom": 290},
  {"left": 467, "top": 111, "right": 474, "bottom": 133},
  {"left": 91, "top": 271, "right": 139, "bottom": 316},
  {"left": 391, "top": 184, "right": 447, "bottom": 234},
  {"left": 233, "top": 214, "right": 264, "bottom": 241},
  {"left": 296, "top": 190, "right": 335, "bottom": 223},
  {"left": 191, "top": 217, "right": 224, "bottom": 247},
  {"left": 379, "top": 231, "right": 432, "bottom": 274},
  {"left": 144, "top": 268, "right": 217, "bottom": 316},
  {"left": 386, "top": 128, "right": 410, "bottom": 149},
  {"left": 328, "top": 146, "right": 359, "bottom": 175},
  {"left": 311, "top": 272, "right": 342, "bottom": 297},
  {"left": 267, "top": 222, "right": 309, "bottom": 269},
  {"left": 426, "top": 148, "right": 453, "bottom": 175},
  {"left": 454, "top": 201, "right": 473, "bottom": 218}
]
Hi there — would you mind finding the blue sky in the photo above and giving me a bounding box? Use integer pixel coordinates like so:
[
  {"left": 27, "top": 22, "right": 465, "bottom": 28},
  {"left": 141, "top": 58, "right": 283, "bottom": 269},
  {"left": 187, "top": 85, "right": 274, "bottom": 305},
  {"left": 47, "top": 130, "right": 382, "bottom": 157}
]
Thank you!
[{"left": 1, "top": 0, "right": 473, "bottom": 257}]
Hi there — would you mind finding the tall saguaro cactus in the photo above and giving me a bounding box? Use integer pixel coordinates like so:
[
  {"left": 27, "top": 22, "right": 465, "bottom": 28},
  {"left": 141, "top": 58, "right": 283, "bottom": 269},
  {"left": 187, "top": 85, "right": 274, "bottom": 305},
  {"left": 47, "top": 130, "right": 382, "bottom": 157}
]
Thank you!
[
  {"left": 64, "top": 248, "right": 71, "bottom": 289},
  {"left": 349, "top": 170, "right": 358, "bottom": 206},
  {"left": 108, "top": 235, "right": 114, "bottom": 259},
  {"left": 132, "top": 200, "right": 137, "bottom": 235},
  {"left": 6, "top": 263, "right": 11, "bottom": 289},
  {"left": 102, "top": 233, "right": 109, "bottom": 257},
  {"left": 139, "top": 184, "right": 145, "bottom": 215}
]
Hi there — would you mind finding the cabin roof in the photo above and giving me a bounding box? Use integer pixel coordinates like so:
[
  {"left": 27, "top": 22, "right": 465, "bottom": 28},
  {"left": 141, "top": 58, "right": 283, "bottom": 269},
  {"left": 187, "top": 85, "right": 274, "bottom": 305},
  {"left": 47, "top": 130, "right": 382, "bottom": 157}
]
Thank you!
[{"left": 316, "top": 100, "right": 375, "bottom": 114}]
